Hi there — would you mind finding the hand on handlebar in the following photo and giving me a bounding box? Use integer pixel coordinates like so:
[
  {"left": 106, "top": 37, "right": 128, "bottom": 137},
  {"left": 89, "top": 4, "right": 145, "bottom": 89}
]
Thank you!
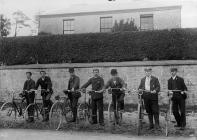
[{"left": 151, "top": 90, "right": 156, "bottom": 94}]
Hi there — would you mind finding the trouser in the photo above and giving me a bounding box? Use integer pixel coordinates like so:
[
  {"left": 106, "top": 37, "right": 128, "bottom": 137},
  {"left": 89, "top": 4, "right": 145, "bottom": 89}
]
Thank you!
[
  {"left": 143, "top": 93, "right": 159, "bottom": 126},
  {"left": 25, "top": 92, "right": 35, "bottom": 119},
  {"left": 112, "top": 93, "right": 125, "bottom": 121},
  {"left": 68, "top": 93, "right": 79, "bottom": 121},
  {"left": 172, "top": 93, "right": 186, "bottom": 127},
  {"left": 42, "top": 93, "right": 53, "bottom": 120},
  {"left": 91, "top": 98, "right": 104, "bottom": 124}
]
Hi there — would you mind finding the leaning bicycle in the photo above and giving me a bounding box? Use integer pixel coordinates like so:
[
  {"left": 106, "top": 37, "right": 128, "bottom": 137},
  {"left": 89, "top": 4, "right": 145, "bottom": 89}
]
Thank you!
[
  {"left": 49, "top": 89, "right": 82, "bottom": 130},
  {"left": 23, "top": 89, "right": 46, "bottom": 122},
  {"left": 107, "top": 88, "right": 129, "bottom": 126},
  {"left": 0, "top": 90, "right": 27, "bottom": 121}
]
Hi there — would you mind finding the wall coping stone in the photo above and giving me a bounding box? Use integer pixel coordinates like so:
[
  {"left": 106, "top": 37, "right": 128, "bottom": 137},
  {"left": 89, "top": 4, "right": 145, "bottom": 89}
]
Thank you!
[{"left": 0, "top": 60, "right": 197, "bottom": 70}]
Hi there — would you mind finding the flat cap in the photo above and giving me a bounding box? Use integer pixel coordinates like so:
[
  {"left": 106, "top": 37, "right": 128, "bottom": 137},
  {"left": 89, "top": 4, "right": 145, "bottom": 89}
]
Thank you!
[
  {"left": 170, "top": 68, "right": 178, "bottom": 72},
  {"left": 144, "top": 67, "right": 152, "bottom": 71},
  {"left": 69, "top": 67, "right": 75, "bottom": 73}
]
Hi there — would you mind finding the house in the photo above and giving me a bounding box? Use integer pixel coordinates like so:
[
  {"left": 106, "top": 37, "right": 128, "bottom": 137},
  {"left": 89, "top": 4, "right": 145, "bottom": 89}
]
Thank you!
[{"left": 38, "top": 3, "right": 181, "bottom": 34}]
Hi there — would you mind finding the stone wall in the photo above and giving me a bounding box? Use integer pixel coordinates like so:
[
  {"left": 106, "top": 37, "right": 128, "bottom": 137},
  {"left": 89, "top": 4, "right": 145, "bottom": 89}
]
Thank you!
[{"left": 0, "top": 60, "right": 197, "bottom": 107}]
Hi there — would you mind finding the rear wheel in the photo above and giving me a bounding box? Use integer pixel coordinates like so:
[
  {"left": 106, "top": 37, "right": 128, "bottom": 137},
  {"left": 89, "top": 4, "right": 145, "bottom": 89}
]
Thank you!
[
  {"left": 0, "top": 102, "right": 17, "bottom": 121},
  {"left": 49, "top": 102, "right": 63, "bottom": 130}
]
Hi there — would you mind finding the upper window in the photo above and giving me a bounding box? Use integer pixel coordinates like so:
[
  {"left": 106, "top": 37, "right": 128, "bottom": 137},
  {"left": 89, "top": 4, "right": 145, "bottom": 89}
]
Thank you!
[
  {"left": 63, "top": 19, "right": 74, "bottom": 34},
  {"left": 100, "top": 17, "right": 113, "bottom": 33},
  {"left": 140, "top": 14, "right": 153, "bottom": 31}
]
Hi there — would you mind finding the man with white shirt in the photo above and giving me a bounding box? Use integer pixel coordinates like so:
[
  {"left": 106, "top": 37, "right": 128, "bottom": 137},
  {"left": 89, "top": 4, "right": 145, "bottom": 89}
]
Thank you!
[
  {"left": 138, "top": 68, "right": 160, "bottom": 130},
  {"left": 168, "top": 68, "right": 187, "bottom": 130}
]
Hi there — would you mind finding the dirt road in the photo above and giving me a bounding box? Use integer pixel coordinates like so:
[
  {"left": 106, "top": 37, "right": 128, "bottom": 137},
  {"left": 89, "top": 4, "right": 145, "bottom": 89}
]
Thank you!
[{"left": 0, "top": 129, "right": 196, "bottom": 140}]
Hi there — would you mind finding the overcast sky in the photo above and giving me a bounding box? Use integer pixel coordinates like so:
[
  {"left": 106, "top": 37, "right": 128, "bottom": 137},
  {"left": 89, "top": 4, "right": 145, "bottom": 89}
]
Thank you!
[{"left": 0, "top": 0, "right": 197, "bottom": 36}]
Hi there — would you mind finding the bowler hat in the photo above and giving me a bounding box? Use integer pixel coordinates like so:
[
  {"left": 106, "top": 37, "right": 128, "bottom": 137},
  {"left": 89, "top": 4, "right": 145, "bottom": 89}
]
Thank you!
[{"left": 111, "top": 69, "right": 117, "bottom": 75}]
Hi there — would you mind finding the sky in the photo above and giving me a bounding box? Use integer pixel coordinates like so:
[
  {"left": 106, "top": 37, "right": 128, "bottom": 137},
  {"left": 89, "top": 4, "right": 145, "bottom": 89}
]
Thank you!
[{"left": 0, "top": 0, "right": 197, "bottom": 36}]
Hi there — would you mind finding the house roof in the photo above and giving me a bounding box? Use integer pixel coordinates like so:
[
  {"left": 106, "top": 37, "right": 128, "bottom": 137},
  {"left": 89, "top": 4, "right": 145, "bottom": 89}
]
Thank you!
[{"left": 39, "top": 1, "right": 182, "bottom": 18}]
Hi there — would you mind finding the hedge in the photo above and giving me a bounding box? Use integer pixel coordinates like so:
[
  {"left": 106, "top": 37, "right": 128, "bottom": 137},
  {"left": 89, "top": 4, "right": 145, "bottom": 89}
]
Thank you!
[{"left": 0, "top": 28, "right": 197, "bottom": 65}]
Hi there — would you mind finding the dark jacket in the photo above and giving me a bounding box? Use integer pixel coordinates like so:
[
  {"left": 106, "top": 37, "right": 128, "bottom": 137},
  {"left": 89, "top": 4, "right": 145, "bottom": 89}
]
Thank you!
[
  {"left": 23, "top": 79, "right": 36, "bottom": 91},
  {"left": 138, "top": 76, "right": 160, "bottom": 100},
  {"left": 35, "top": 76, "right": 53, "bottom": 93},
  {"left": 104, "top": 77, "right": 126, "bottom": 89},
  {"left": 81, "top": 76, "right": 104, "bottom": 100},
  {"left": 68, "top": 75, "right": 80, "bottom": 90},
  {"left": 168, "top": 76, "right": 187, "bottom": 99},
  {"left": 81, "top": 76, "right": 104, "bottom": 91},
  {"left": 168, "top": 76, "right": 187, "bottom": 91}
]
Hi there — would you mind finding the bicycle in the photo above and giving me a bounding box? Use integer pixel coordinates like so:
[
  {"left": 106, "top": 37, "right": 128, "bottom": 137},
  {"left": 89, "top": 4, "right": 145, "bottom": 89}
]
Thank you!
[
  {"left": 77, "top": 89, "right": 101, "bottom": 124},
  {"left": 132, "top": 89, "right": 152, "bottom": 136},
  {"left": 165, "top": 89, "right": 184, "bottom": 136},
  {"left": 0, "top": 90, "right": 27, "bottom": 121},
  {"left": 49, "top": 89, "right": 82, "bottom": 130},
  {"left": 23, "top": 89, "right": 47, "bottom": 122},
  {"left": 107, "top": 88, "right": 129, "bottom": 126}
]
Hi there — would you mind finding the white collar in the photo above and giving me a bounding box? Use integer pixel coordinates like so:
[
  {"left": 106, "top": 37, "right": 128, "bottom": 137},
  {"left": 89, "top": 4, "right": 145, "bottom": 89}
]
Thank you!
[
  {"left": 172, "top": 76, "right": 177, "bottom": 80},
  {"left": 146, "top": 76, "right": 151, "bottom": 79}
]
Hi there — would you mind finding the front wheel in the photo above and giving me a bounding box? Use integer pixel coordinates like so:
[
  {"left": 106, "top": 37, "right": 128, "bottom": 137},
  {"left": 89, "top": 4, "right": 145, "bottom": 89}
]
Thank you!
[
  {"left": 77, "top": 102, "right": 91, "bottom": 123},
  {"left": 24, "top": 103, "right": 40, "bottom": 122},
  {"left": 137, "top": 103, "right": 143, "bottom": 136},
  {"left": 49, "top": 102, "right": 63, "bottom": 130}
]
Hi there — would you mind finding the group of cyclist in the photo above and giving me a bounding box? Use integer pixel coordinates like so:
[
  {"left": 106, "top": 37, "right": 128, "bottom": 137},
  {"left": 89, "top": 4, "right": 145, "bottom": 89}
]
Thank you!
[{"left": 21, "top": 67, "right": 187, "bottom": 131}]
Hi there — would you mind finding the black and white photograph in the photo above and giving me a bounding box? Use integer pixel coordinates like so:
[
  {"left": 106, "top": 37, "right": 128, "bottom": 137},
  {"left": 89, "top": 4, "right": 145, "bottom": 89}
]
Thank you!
[{"left": 0, "top": 0, "right": 197, "bottom": 140}]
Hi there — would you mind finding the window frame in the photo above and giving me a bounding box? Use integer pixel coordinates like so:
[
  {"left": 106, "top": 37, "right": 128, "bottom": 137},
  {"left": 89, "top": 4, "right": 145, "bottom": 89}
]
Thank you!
[
  {"left": 140, "top": 14, "right": 154, "bottom": 31},
  {"left": 63, "top": 19, "right": 75, "bottom": 34},
  {"left": 100, "top": 16, "right": 113, "bottom": 33}
]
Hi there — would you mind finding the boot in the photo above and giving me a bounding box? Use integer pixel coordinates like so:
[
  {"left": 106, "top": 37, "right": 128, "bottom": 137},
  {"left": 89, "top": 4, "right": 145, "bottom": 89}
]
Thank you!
[
  {"left": 148, "top": 114, "right": 154, "bottom": 130},
  {"left": 154, "top": 114, "right": 160, "bottom": 130}
]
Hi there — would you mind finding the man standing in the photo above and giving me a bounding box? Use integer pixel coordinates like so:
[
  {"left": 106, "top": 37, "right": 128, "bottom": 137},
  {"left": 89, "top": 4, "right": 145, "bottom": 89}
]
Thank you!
[
  {"left": 81, "top": 68, "right": 104, "bottom": 126},
  {"left": 23, "top": 72, "right": 36, "bottom": 123},
  {"left": 35, "top": 71, "right": 53, "bottom": 122},
  {"left": 65, "top": 68, "right": 80, "bottom": 122},
  {"left": 168, "top": 68, "right": 187, "bottom": 130},
  {"left": 104, "top": 69, "right": 126, "bottom": 125},
  {"left": 138, "top": 68, "right": 160, "bottom": 130}
]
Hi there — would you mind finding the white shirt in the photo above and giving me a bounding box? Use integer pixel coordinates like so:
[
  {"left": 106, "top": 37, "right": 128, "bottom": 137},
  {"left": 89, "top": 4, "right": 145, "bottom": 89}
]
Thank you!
[
  {"left": 172, "top": 76, "right": 177, "bottom": 80},
  {"left": 145, "top": 76, "right": 151, "bottom": 91}
]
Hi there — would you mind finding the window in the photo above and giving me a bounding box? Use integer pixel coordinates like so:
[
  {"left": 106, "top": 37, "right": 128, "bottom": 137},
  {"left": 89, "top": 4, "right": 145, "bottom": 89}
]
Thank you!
[
  {"left": 63, "top": 19, "right": 74, "bottom": 34},
  {"left": 100, "top": 17, "right": 113, "bottom": 33},
  {"left": 140, "top": 14, "right": 153, "bottom": 31}
]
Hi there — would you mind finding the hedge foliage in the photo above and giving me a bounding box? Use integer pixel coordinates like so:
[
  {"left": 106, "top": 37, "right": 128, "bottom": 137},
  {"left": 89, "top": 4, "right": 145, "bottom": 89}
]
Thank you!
[{"left": 0, "top": 28, "right": 197, "bottom": 65}]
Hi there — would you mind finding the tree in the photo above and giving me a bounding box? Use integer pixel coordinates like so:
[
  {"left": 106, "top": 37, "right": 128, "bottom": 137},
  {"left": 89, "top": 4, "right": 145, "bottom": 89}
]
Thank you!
[
  {"left": 0, "top": 15, "right": 11, "bottom": 37},
  {"left": 112, "top": 18, "right": 139, "bottom": 32},
  {"left": 12, "top": 10, "right": 31, "bottom": 37}
]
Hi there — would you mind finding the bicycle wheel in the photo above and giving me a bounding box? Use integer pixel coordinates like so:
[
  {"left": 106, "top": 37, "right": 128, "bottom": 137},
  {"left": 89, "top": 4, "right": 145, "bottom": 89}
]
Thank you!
[
  {"left": 78, "top": 102, "right": 90, "bottom": 122},
  {"left": 24, "top": 103, "right": 40, "bottom": 122},
  {"left": 49, "top": 102, "right": 63, "bottom": 130},
  {"left": 0, "top": 102, "right": 18, "bottom": 121},
  {"left": 108, "top": 101, "right": 114, "bottom": 125},
  {"left": 137, "top": 103, "right": 142, "bottom": 136},
  {"left": 64, "top": 98, "right": 73, "bottom": 122}
]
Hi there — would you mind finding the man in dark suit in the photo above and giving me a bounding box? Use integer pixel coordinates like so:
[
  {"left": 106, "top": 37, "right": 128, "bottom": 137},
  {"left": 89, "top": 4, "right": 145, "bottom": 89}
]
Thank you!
[
  {"left": 138, "top": 68, "right": 160, "bottom": 130},
  {"left": 81, "top": 68, "right": 104, "bottom": 125},
  {"left": 168, "top": 68, "right": 187, "bottom": 130},
  {"left": 23, "top": 72, "right": 36, "bottom": 123},
  {"left": 65, "top": 67, "right": 80, "bottom": 122},
  {"left": 104, "top": 69, "right": 126, "bottom": 125},
  {"left": 35, "top": 71, "right": 53, "bottom": 122}
]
